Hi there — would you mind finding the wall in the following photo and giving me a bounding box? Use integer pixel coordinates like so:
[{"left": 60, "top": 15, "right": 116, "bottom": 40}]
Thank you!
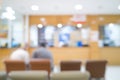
[
  {"left": 29, "top": 15, "right": 72, "bottom": 26},
  {"left": 0, "top": 15, "right": 120, "bottom": 70},
  {"left": 28, "top": 14, "right": 120, "bottom": 65},
  {"left": 100, "top": 47, "right": 120, "bottom": 65}
]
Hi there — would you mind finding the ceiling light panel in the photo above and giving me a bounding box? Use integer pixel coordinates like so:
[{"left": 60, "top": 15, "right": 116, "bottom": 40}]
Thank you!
[{"left": 31, "top": 5, "right": 39, "bottom": 11}]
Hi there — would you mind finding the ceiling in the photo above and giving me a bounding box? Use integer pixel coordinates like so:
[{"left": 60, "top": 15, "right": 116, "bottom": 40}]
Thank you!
[{"left": 1, "top": 0, "right": 120, "bottom": 15}]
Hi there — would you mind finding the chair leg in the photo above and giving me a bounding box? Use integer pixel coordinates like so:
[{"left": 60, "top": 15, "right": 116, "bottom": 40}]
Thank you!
[
  {"left": 101, "top": 77, "right": 105, "bottom": 80},
  {"left": 96, "top": 78, "right": 101, "bottom": 80},
  {"left": 96, "top": 78, "right": 104, "bottom": 80},
  {"left": 90, "top": 78, "right": 100, "bottom": 80},
  {"left": 90, "top": 77, "right": 105, "bottom": 80}
]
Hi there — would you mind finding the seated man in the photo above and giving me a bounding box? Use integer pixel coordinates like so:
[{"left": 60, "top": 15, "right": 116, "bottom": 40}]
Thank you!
[
  {"left": 32, "top": 42, "right": 54, "bottom": 71},
  {"left": 10, "top": 43, "right": 30, "bottom": 65}
]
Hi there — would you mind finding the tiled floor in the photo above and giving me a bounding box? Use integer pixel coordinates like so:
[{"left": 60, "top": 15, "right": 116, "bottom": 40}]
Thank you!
[
  {"left": 105, "top": 66, "right": 120, "bottom": 80},
  {"left": 53, "top": 65, "right": 120, "bottom": 80}
]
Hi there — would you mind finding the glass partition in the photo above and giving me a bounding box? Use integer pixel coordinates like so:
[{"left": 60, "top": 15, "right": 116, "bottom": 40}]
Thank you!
[
  {"left": 0, "top": 5, "right": 24, "bottom": 48},
  {"left": 45, "top": 26, "right": 56, "bottom": 47},
  {"left": 11, "top": 18, "right": 24, "bottom": 48},
  {"left": 55, "top": 25, "right": 90, "bottom": 47},
  {"left": 30, "top": 25, "right": 90, "bottom": 47},
  {"left": 30, "top": 25, "right": 38, "bottom": 47},
  {"left": 99, "top": 24, "right": 120, "bottom": 47},
  {"left": 30, "top": 25, "right": 56, "bottom": 47},
  {"left": 0, "top": 19, "right": 8, "bottom": 48}
]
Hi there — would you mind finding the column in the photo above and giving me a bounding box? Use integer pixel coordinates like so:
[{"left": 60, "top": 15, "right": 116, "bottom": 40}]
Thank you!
[
  {"left": 89, "top": 17, "right": 101, "bottom": 59},
  {"left": 24, "top": 15, "right": 29, "bottom": 43}
]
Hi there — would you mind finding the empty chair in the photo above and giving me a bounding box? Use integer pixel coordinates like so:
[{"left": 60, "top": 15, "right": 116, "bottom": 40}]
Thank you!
[
  {"left": 4, "top": 60, "right": 26, "bottom": 73},
  {"left": 8, "top": 71, "right": 48, "bottom": 80},
  {"left": 85, "top": 60, "right": 108, "bottom": 80},
  {"left": 60, "top": 60, "right": 82, "bottom": 71},
  {"left": 30, "top": 59, "right": 51, "bottom": 75},
  {"left": 51, "top": 71, "right": 90, "bottom": 80}
]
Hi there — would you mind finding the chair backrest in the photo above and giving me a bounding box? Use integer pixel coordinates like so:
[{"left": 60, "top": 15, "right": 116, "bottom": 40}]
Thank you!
[
  {"left": 85, "top": 60, "right": 108, "bottom": 79},
  {"left": 4, "top": 60, "right": 26, "bottom": 73},
  {"left": 51, "top": 71, "right": 90, "bottom": 80},
  {"left": 8, "top": 71, "right": 48, "bottom": 80},
  {"left": 60, "top": 60, "right": 82, "bottom": 71},
  {"left": 30, "top": 59, "right": 51, "bottom": 75}
]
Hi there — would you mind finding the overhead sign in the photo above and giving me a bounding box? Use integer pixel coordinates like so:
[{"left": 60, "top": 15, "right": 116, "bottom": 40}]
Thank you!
[{"left": 71, "top": 14, "right": 86, "bottom": 24}]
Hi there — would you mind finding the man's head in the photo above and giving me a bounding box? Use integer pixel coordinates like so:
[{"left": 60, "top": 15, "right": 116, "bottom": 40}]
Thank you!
[
  {"left": 21, "top": 43, "right": 29, "bottom": 50},
  {"left": 38, "top": 42, "right": 46, "bottom": 47}
]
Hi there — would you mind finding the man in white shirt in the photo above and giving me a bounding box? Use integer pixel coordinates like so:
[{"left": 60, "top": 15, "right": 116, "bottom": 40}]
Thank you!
[{"left": 10, "top": 43, "right": 30, "bottom": 64}]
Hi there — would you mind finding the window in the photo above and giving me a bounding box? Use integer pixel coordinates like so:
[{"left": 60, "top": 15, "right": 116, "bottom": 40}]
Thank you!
[
  {"left": 30, "top": 25, "right": 90, "bottom": 47},
  {"left": 99, "top": 24, "right": 120, "bottom": 47}
]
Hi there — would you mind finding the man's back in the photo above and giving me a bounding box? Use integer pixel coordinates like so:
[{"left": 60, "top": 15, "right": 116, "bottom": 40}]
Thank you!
[
  {"left": 32, "top": 47, "right": 54, "bottom": 71},
  {"left": 10, "top": 49, "right": 29, "bottom": 64},
  {"left": 32, "top": 48, "right": 52, "bottom": 58}
]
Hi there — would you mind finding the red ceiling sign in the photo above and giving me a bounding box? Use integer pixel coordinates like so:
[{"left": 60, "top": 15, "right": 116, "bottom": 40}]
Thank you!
[{"left": 71, "top": 14, "right": 86, "bottom": 24}]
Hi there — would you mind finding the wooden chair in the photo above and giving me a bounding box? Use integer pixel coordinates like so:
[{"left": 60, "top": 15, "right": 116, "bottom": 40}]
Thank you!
[
  {"left": 4, "top": 60, "right": 26, "bottom": 74},
  {"left": 60, "top": 60, "right": 82, "bottom": 71},
  {"left": 85, "top": 60, "right": 108, "bottom": 80},
  {"left": 30, "top": 59, "right": 51, "bottom": 75}
]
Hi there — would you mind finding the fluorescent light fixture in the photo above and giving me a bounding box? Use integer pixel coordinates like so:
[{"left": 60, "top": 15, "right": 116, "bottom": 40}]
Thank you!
[
  {"left": 6, "top": 7, "right": 15, "bottom": 14},
  {"left": 9, "top": 15, "right": 16, "bottom": 20},
  {"left": 57, "top": 23, "right": 63, "bottom": 28},
  {"left": 1, "top": 12, "right": 16, "bottom": 20},
  {"left": 38, "top": 24, "right": 43, "bottom": 28},
  {"left": 77, "top": 24, "right": 82, "bottom": 28},
  {"left": 75, "top": 5, "right": 83, "bottom": 10},
  {"left": 109, "top": 23, "right": 114, "bottom": 27},
  {"left": 31, "top": 5, "right": 39, "bottom": 11},
  {"left": 6, "top": 7, "right": 13, "bottom": 11}
]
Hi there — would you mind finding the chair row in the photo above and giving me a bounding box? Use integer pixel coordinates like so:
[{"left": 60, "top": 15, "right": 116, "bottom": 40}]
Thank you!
[
  {"left": 4, "top": 59, "right": 108, "bottom": 80},
  {"left": 4, "top": 59, "right": 51, "bottom": 74},
  {"left": 0, "top": 70, "right": 90, "bottom": 80},
  {"left": 60, "top": 60, "right": 108, "bottom": 80}
]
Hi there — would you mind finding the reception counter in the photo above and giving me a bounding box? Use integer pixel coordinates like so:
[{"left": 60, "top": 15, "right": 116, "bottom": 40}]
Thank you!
[
  {"left": 29, "top": 47, "right": 90, "bottom": 65},
  {"left": 0, "top": 47, "right": 120, "bottom": 70}
]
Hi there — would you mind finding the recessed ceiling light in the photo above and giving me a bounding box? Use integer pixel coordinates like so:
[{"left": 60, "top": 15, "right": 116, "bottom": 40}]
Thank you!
[
  {"left": 31, "top": 5, "right": 39, "bottom": 11},
  {"left": 40, "top": 18, "right": 46, "bottom": 22},
  {"left": 77, "top": 24, "right": 82, "bottom": 28},
  {"left": 109, "top": 23, "right": 114, "bottom": 27},
  {"left": 1, "top": 12, "right": 16, "bottom": 20},
  {"left": 75, "top": 5, "right": 83, "bottom": 10},
  {"left": 57, "top": 23, "right": 63, "bottom": 28},
  {"left": 118, "top": 5, "right": 120, "bottom": 10},
  {"left": 99, "top": 17, "right": 104, "bottom": 21}
]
